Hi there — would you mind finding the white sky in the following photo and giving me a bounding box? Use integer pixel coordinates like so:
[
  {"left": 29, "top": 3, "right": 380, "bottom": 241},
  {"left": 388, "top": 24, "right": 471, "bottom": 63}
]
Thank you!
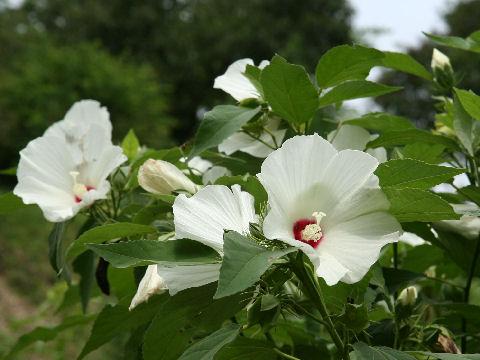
[
  {"left": 347, "top": 0, "right": 458, "bottom": 112},
  {"left": 349, "top": 0, "right": 456, "bottom": 52}
]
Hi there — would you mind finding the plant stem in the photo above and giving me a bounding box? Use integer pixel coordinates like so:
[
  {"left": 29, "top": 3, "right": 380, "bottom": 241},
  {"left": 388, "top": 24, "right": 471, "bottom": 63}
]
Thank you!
[
  {"left": 461, "top": 234, "right": 480, "bottom": 353},
  {"left": 242, "top": 130, "right": 276, "bottom": 150},
  {"left": 290, "top": 254, "right": 349, "bottom": 360},
  {"left": 262, "top": 125, "right": 279, "bottom": 149},
  {"left": 273, "top": 348, "right": 301, "bottom": 360}
]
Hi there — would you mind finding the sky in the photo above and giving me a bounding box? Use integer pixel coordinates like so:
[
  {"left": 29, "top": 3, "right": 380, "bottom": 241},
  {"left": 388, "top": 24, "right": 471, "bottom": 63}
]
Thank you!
[{"left": 349, "top": 0, "right": 456, "bottom": 52}]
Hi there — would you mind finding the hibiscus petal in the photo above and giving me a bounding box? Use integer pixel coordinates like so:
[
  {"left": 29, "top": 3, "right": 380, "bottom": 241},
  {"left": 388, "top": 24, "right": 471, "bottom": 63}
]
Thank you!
[
  {"left": 129, "top": 265, "right": 167, "bottom": 310},
  {"left": 328, "top": 125, "right": 371, "bottom": 151},
  {"left": 213, "top": 58, "right": 260, "bottom": 102},
  {"left": 156, "top": 263, "right": 221, "bottom": 295},
  {"left": 173, "top": 184, "right": 256, "bottom": 253},
  {"left": 16, "top": 136, "right": 74, "bottom": 194},
  {"left": 318, "top": 212, "right": 400, "bottom": 284}
]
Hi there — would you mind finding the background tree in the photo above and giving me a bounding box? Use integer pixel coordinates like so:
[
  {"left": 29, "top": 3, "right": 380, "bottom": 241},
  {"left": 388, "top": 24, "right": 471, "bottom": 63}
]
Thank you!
[
  {"left": 12, "top": 0, "right": 354, "bottom": 141},
  {"left": 374, "top": 0, "right": 480, "bottom": 128}
]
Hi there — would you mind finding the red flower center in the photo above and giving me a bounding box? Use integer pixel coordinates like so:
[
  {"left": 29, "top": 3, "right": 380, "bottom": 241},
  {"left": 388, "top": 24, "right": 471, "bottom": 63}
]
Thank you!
[
  {"left": 75, "top": 186, "right": 94, "bottom": 203},
  {"left": 293, "top": 218, "right": 323, "bottom": 248}
]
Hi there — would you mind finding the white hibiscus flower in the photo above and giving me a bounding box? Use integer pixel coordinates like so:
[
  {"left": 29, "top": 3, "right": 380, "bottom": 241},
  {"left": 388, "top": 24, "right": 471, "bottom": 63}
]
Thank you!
[
  {"left": 180, "top": 156, "right": 231, "bottom": 185},
  {"left": 142, "top": 185, "right": 257, "bottom": 297},
  {"left": 14, "top": 101, "right": 127, "bottom": 222},
  {"left": 257, "top": 134, "right": 401, "bottom": 286},
  {"left": 214, "top": 58, "right": 269, "bottom": 102},
  {"left": 328, "top": 125, "right": 387, "bottom": 163},
  {"left": 214, "top": 58, "right": 286, "bottom": 158}
]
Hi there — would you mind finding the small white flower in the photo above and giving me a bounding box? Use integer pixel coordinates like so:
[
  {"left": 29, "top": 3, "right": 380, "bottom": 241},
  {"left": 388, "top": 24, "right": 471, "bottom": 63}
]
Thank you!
[
  {"left": 398, "top": 286, "right": 418, "bottom": 306},
  {"left": 214, "top": 58, "right": 269, "bottom": 102},
  {"left": 129, "top": 264, "right": 167, "bottom": 310},
  {"left": 14, "top": 101, "right": 126, "bottom": 222},
  {"left": 257, "top": 134, "right": 401, "bottom": 286},
  {"left": 431, "top": 48, "right": 452, "bottom": 71},
  {"left": 328, "top": 125, "right": 387, "bottom": 163},
  {"left": 138, "top": 159, "right": 199, "bottom": 195},
  {"left": 219, "top": 118, "right": 287, "bottom": 158},
  {"left": 155, "top": 184, "right": 257, "bottom": 295}
]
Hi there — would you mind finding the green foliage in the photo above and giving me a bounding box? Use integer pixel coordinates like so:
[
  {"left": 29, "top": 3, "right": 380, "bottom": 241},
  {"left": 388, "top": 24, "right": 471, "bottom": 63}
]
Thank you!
[
  {"left": 122, "top": 130, "right": 140, "bottom": 162},
  {"left": 453, "top": 94, "right": 480, "bottom": 155},
  {"left": 383, "top": 188, "right": 460, "bottom": 222},
  {"left": 318, "top": 81, "right": 401, "bottom": 108},
  {"left": 425, "top": 31, "right": 480, "bottom": 53},
  {"left": 345, "top": 112, "right": 415, "bottom": 132},
  {"left": 190, "top": 105, "right": 261, "bottom": 159},
  {"left": 5, "top": 314, "right": 96, "bottom": 359},
  {"left": 261, "top": 55, "right": 319, "bottom": 126},
  {"left": 79, "top": 295, "right": 168, "bottom": 359},
  {"left": 66, "top": 223, "right": 158, "bottom": 262},
  {"left": 0, "top": 192, "right": 29, "bottom": 214},
  {"left": 0, "top": 35, "right": 174, "bottom": 170},
  {"left": 87, "top": 239, "right": 221, "bottom": 268},
  {"left": 375, "top": 159, "right": 464, "bottom": 189},
  {"left": 215, "top": 231, "right": 296, "bottom": 298},
  {"left": 455, "top": 88, "right": 480, "bottom": 120},
  {"left": 142, "top": 284, "right": 248, "bottom": 360},
  {"left": 315, "top": 45, "right": 384, "bottom": 89},
  {"left": 353, "top": 342, "right": 416, "bottom": 360},
  {"left": 367, "top": 129, "right": 458, "bottom": 150},
  {"left": 178, "top": 323, "right": 240, "bottom": 360}
]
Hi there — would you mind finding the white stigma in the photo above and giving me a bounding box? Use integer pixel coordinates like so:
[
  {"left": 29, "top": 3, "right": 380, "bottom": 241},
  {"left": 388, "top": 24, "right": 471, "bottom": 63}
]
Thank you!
[
  {"left": 301, "top": 211, "right": 326, "bottom": 242},
  {"left": 70, "top": 171, "right": 88, "bottom": 200}
]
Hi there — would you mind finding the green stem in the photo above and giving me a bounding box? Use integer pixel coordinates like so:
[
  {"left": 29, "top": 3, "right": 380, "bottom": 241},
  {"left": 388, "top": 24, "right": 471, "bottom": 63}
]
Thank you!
[
  {"left": 262, "top": 126, "right": 279, "bottom": 149},
  {"left": 461, "top": 234, "right": 480, "bottom": 353},
  {"left": 273, "top": 348, "right": 301, "bottom": 360},
  {"left": 290, "top": 253, "right": 349, "bottom": 360},
  {"left": 242, "top": 130, "right": 276, "bottom": 150}
]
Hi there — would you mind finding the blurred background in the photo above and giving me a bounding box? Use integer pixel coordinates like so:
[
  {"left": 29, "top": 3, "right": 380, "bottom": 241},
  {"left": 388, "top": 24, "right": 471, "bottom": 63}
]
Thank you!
[{"left": 1, "top": 0, "right": 480, "bottom": 358}]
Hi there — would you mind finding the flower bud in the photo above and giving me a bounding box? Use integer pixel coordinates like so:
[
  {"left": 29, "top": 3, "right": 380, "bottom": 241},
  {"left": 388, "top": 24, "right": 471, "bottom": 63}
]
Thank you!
[
  {"left": 138, "top": 159, "right": 199, "bottom": 195},
  {"left": 129, "top": 265, "right": 167, "bottom": 310},
  {"left": 398, "top": 286, "right": 418, "bottom": 306},
  {"left": 431, "top": 48, "right": 451, "bottom": 71}
]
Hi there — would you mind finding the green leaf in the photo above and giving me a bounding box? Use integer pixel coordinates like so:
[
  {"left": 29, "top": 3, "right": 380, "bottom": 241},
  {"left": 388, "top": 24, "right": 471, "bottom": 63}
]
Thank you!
[
  {"left": 344, "top": 112, "right": 415, "bottom": 132},
  {"left": 318, "top": 81, "right": 401, "bottom": 108},
  {"left": 73, "top": 250, "right": 96, "bottom": 313},
  {"left": 453, "top": 94, "right": 480, "bottom": 156},
  {"left": 5, "top": 315, "right": 96, "bottom": 359},
  {"left": 319, "top": 269, "right": 373, "bottom": 313},
  {"left": 215, "top": 337, "right": 276, "bottom": 360},
  {"left": 122, "top": 129, "right": 140, "bottom": 161},
  {"left": 430, "top": 303, "right": 480, "bottom": 331},
  {"left": 0, "top": 191, "right": 29, "bottom": 214},
  {"left": 78, "top": 294, "right": 168, "bottom": 359},
  {"left": 86, "top": 239, "right": 221, "bottom": 268},
  {"left": 315, "top": 44, "right": 385, "bottom": 89},
  {"left": 375, "top": 159, "right": 464, "bottom": 189},
  {"left": 66, "top": 222, "right": 158, "bottom": 262},
  {"left": 261, "top": 55, "right": 319, "bottom": 125},
  {"left": 379, "top": 51, "right": 433, "bottom": 80},
  {"left": 143, "top": 283, "right": 249, "bottom": 360},
  {"left": 178, "top": 323, "right": 240, "bottom": 360},
  {"left": 402, "top": 143, "right": 445, "bottom": 164},
  {"left": 409, "top": 352, "right": 480, "bottom": 360},
  {"left": 0, "top": 166, "right": 17, "bottom": 175},
  {"left": 382, "top": 268, "right": 424, "bottom": 294},
  {"left": 214, "top": 231, "right": 296, "bottom": 299},
  {"left": 383, "top": 188, "right": 460, "bottom": 222},
  {"left": 48, "top": 222, "right": 66, "bottom": 275},
  {"left": 454, "top": 88, "right": 480, "bottom": 120},
  {"left": 425, "top": 32, "right": 480, "bottom": 54},
  {"left": 190, "top": 105, "right": 260, "bottom": 159},
  {"left": 244, "top": 64, "right": 264, "bottom": 98},
  {"left": 353, "top": 342, "right": 416, "bottom": 360},
  {"left": 367, "top": 129, "right": 458, "bottom": 150}
]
